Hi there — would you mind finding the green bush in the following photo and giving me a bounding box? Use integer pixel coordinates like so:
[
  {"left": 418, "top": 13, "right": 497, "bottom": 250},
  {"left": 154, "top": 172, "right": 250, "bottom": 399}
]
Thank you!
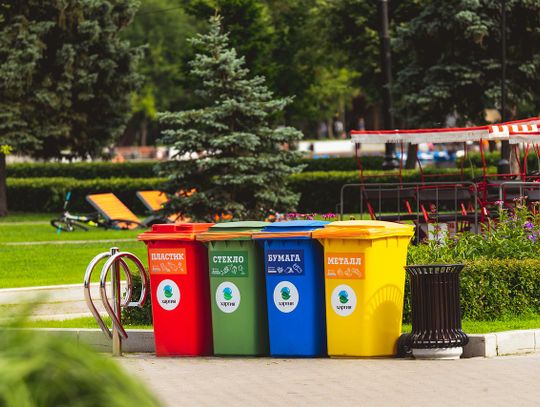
[
  {"left": 289, "top": 166, "right": 493, "bottom": 212},
  {"left": 0, "top": 307, "right": 159, "bottom": 406},
  {"left": 457, "top": 151, "right": 540, "bottom": 172},
  {"left": 122, "top": 272, "right": 152, "bottom": 326},
  {"left": 6, "top": 161, "right": 158, "bottom": 179},
  {"left": 6, "top": 177, "right": 166, "bottom": 213},
  {"left": 404, "top": 202, "right": 540, "bottom": 321},
  {"left": 6, "top": 156, "right": 380, "bottom": 179},
  {"left": 299, "top": 156, "right": 383, "bottom": 172},
  {"left": 7, "top": 166, "right": 494, "bottom": 214}
]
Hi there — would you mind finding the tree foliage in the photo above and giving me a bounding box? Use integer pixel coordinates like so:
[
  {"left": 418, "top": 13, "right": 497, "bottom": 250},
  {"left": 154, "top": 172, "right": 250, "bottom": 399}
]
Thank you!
[
  {"left": 178, "top": 0, "right": 359, "bottom": 131},
  {"left": 394, "top": 0, "right": 540, "bottom": 127},
  {"left": 0, "top": 0, "right": 142, "bottom": 215},
  {"left": 122, "top": 0, "right": 201, "bottom": 121},
  {"left": 0, "top": 0, "right": 142, "bottom": 158},
  {"left": 158, "top": 16, "right": 304, "bottom": 221}
]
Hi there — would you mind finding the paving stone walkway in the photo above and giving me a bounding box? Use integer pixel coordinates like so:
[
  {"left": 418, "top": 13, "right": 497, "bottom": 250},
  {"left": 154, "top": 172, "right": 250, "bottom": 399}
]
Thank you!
[{"left": 120, "top": 353, "right": 540, "bottom": 407}]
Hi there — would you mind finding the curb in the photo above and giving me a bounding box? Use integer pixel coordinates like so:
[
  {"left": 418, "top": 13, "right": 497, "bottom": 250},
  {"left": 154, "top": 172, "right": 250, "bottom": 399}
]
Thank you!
[
  {"left": 463, "top": 329, "right": 540, "bottom": 357},
  {"left": 21, "top": 328, "right": 540, "bottom": 357},
  {"left": 26, "top": 328, "right": 155, "bottom": 353}
]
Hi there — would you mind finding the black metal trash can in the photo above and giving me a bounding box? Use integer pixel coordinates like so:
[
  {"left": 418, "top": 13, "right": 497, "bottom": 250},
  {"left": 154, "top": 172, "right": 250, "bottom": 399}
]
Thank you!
[{"left": 404, "top": 264, "right": 468, "bottom": 358}]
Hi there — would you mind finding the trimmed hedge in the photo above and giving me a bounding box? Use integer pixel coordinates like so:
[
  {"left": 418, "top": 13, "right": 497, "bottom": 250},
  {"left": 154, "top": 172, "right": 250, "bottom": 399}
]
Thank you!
[
  {"left": 289, "top": 166, "right": 495, "bottom": 212},
  {"left": 403, "top": 259, "right": 540, "bottom": 322},
  {"left": 7, "top": 157, "right": 384, "bottom": 179},
  {"left": 299, "top": 156, "right": 383, "bottom": 172},
  {"left": 457, "top": 151, "right": 540, "bottom": 171},
  {"left": 6, "top": 177, "right": 166, "bottom": 214},
  {"left": 7, "top": 166, "right": 495, "bottom": 213},
  {"left": 6, "top": 161, "right": 157, "bottom": 179},
  {"left": 124, "top": 258, "right": 540, "bottom": 326}
]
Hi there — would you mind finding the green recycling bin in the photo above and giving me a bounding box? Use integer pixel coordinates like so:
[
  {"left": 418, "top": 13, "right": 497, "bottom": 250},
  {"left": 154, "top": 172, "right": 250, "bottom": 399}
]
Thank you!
[{"left": 198, "top": 221, "right": 269, "bottom": 355}]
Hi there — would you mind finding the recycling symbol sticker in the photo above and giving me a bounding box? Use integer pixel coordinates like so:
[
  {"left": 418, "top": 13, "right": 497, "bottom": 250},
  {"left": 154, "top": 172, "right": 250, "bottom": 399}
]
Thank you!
[{"left": 331, "top": 284, "right": 357, "bottom": 317}]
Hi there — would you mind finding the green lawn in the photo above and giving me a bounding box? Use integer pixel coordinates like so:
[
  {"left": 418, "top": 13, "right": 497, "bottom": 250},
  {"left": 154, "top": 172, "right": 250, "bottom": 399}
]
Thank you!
[
  {"left": 0, "top": 213, "right": 52, "bottom": 223},
  {"left": 402, "top": 315, "right": 540, "bottom": 334},
  {"left": 28, "top": 315, "right": 540, "bottom": 333},
  {"left": 0, "top": 213, "right": 148, "bottom": 288},
  {"left": 27, "top": 316, "right": 151, "bottom": 330}
]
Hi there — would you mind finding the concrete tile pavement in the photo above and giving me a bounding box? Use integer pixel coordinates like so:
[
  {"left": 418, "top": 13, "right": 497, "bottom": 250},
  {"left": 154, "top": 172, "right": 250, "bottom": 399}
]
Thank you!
[{"left": 119, "top": 353, "right": 540, "bottom": 407}]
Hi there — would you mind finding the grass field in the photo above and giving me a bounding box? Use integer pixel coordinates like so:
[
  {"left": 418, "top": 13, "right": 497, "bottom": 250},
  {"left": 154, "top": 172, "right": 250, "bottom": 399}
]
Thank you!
[
  {"left": 3, "top": 213, "right": 540, "bottom": 333},
  {"left": 0, "top": 213, "right": 148, "bottom": 288},
  {"left": 402, "top": 314, "right": 540, "bottom": 334},
  {"left": 30, "top": 315, "right": 540, "bottom": 333}
]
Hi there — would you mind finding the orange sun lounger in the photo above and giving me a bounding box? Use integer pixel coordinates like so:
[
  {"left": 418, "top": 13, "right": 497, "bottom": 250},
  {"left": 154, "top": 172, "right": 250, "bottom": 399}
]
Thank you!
[
  {"left": 136, "top": 190, "right": 185, "bottom": 223},
  {"left": 136, "top": 190, "right": 233, "bottom": 223},
  {"left": 86, "top": 193, "right": 144, "bottom": 230}
]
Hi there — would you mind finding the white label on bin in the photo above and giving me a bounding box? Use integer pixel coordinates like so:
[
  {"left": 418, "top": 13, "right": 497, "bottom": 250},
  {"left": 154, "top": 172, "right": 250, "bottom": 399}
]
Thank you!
[
  {"left": 216, "top": 281, "right": 241, "bottom": 313},
  {"left": 331, "top": 284, "right": 357, "bottom": 317},
  {"left": 273, "top": 281, "right": 299, "bottom": 313},
  {"left": 156, "top": 279, "right": 180, "bottom": 311}
]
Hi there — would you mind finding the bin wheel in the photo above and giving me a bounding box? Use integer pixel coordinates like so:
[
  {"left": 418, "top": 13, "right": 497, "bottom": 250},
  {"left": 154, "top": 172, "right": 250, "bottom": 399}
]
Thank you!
[{"left": 396, "top": 333, "right": 412, "bottom": 358}]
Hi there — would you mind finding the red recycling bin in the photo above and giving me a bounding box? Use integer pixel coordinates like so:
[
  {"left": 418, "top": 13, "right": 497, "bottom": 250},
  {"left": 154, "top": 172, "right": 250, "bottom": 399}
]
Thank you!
[{"left": 138, "top": 223, "right": 214, "bottom": 356}]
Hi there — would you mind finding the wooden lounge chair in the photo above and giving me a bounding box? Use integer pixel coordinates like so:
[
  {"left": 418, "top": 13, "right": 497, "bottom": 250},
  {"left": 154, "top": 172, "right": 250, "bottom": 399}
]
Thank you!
[
  {"left": 136, "top": 190, "right": 185, "bottom": 224},
  {"left": 86, "top": 193, "right": 145, "bottom": 230}
]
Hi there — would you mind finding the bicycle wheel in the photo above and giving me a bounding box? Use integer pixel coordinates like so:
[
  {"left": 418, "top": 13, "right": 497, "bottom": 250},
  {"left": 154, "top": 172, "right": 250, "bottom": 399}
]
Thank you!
[{"left": 50, "top": 219, "right": 88, "bottom": 232}]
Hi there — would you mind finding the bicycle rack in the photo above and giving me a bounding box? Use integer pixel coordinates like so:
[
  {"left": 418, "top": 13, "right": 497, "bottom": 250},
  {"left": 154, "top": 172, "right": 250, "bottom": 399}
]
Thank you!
[{"left": 84, "top": 247, "right": 149, "bottom": 356}]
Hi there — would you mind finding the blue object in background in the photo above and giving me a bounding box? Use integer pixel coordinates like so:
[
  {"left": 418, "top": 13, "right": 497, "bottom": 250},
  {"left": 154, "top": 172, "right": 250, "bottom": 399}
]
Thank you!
[{"left": 256, "top": 220, "right": 328, "bottom": 357}]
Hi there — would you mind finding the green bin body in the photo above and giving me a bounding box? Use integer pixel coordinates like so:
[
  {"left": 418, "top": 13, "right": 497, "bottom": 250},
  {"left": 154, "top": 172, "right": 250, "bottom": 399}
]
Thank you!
[{"left": 202, "top": 221, "right": 269, "bottom": 355}]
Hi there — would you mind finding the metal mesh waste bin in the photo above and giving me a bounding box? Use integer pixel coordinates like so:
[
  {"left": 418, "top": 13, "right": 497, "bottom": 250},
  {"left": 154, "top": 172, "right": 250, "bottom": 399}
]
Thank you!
[{"left": 405, "top": 264, "right": 468, "bottom": 359}]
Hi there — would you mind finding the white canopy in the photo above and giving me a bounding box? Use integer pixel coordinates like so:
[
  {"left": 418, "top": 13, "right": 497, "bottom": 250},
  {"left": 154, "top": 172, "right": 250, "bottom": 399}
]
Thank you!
[{"left": 350, "top": 117, "right": 540, "bottom": 144}]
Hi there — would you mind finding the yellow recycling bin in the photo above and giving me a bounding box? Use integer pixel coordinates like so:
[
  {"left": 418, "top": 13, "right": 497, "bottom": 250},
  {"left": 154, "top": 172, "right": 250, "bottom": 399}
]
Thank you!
[{"left": 312, "top": 220, "right": 414, "bottom": 357}]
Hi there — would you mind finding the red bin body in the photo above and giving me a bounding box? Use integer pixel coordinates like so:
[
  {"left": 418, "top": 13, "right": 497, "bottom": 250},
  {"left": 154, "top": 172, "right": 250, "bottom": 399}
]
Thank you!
[{"left": 139, "top": 223, "right": 214, "bottom": 356}]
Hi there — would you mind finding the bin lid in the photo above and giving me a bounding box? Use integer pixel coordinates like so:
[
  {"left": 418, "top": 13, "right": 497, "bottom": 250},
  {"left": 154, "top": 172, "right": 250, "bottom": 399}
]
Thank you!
[
  {"left": 311, "top": 220, "right": 414, "bottom": 240},
  {"left": 197, "top": 221, "right": 268, "bottom": 241},
  {"left": 138, "top": 223, "right": 214, "bottom": 241},
  {"left": 253, "top": 220, "right": 329, "bottom": 239}
]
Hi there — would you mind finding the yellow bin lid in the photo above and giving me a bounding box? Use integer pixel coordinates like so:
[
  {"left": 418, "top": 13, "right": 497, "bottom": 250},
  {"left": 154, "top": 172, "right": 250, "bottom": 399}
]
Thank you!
[{"left": 311, "top": 220, "right": 414, "bottom": 240}]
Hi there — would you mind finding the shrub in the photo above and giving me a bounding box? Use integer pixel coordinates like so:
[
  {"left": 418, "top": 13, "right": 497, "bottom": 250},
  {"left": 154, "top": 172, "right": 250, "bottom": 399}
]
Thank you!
[
  {"left": 122, "top": 272, "right": 153, "bottom": 326},
  {"left": 5, "top": 156, "right": 390, "bottom": 179},
  {"left": 6, "top": 177, "right": 166, "bottom": 213},
  {"left": 0, "top": 307, "right": 159, "bottom": 406},
  {"left": 404, "top": 201, "right": 540, "bottom": 321},
  {"left": 289, "top": 166, "right": 493, "bottom": 212},
  {"left": 299, "top": 156, "right": 383, "bottom": 172},
  {"left": 456, "top": 151, "right": 540, "bottom": 172},
  {"left": 6, "top": 161, "right": 158, "bottom": 179},
  {"left": 6, "top": 166, "right": 494, "bottom": 214},
  {"left": 408, "top": 200, "right": 540, "bottom": 263}
]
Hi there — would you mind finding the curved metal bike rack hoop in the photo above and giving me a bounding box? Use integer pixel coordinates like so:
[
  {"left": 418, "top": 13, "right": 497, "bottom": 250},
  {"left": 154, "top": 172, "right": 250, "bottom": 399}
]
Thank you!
[
  {"left": 99, "top": 252, "right": 148, "bottom": 340},
  {"left": 84, "top": 247, "right": 149, "bottom": 355}
]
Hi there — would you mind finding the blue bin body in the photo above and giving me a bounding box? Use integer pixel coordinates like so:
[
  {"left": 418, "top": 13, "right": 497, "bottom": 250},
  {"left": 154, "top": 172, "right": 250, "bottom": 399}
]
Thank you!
[{"left": 258, "top": 220, "right": 328, "bottom": 357}]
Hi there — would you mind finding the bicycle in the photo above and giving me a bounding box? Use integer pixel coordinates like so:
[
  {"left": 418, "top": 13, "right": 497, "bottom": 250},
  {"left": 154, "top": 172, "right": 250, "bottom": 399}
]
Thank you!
[{"left": 50, "top": 192, "right": 145, "bottom": 232}]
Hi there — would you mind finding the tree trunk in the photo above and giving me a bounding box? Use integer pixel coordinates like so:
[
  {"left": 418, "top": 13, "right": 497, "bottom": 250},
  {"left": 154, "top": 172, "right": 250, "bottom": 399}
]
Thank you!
[
  {"left": 0, "top": 153, "right": 7, "bottom": 216},
  {"left": 405, "top": 144, "right": 418, "bottom": 169},
  {"left": 327, "top": 119, "right": 334, "bottom": 138},
  {"left": 140, "top": 118, "right": 148, "bottom": 146}
]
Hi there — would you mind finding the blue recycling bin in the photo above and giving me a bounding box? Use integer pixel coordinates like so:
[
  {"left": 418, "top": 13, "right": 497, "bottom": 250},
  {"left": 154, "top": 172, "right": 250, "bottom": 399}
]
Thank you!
[{"left": 253, "top": 220, "right": 328, "bottom": 357}]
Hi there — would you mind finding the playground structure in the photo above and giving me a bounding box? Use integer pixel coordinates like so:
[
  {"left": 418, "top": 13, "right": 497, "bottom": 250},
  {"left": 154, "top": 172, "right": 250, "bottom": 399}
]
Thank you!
[{"left": 345, "top": 117, "right": 540, "bottom": 241}]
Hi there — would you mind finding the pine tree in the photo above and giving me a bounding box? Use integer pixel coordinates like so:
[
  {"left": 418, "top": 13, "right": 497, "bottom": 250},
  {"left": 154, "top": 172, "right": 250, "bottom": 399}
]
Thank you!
[
  {"left": 158, "top": 16, "right": 304, "bottom": 221},
  {"left": 0, "top": 0, "right": 142, "bottom": 216}
]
